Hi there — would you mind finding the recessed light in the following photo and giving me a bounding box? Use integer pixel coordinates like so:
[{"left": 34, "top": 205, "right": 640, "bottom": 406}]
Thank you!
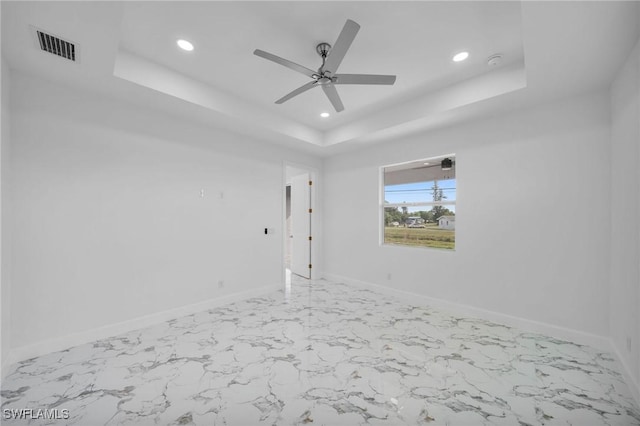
[
  {"left": 320, "top": 112, "right": 330, "bottom": 118},
  {"left": 453, "top": 51, "right": 469, "bottom": 62},
  {"left": 177, "top": 39, "right": 194, "bottom": 51}
]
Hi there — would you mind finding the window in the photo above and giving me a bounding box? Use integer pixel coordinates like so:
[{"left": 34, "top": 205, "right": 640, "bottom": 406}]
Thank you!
[{"left": 381, "top": 155, "right": 456, "bottom": 250}]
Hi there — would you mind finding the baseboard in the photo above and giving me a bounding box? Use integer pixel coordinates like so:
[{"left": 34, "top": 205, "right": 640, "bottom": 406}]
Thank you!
[
  {"left": 2, "top": 283, "right": 281, "bottom": 377},
  {"left": 610, "top": 340, "right": 640, "bottom": 406},
  {"left": 1, "top": 357, "right": 10, "bottom": 384},
  {"left": 323, "top": 273, "right": 611, "bottom": 351}
]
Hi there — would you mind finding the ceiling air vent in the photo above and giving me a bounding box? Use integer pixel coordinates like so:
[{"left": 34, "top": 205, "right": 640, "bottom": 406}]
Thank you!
[{"left": 35, "top": 29, "right": 76, "bottom": 62}]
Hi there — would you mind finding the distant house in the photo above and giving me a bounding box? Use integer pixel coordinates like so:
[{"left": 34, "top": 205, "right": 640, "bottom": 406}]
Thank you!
[{"left": 438, "top": 215, "right": 455, "bottom": 230}]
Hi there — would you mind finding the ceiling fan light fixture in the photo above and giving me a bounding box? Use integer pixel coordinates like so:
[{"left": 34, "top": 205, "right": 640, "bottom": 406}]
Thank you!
[
  {"left": 320, "top": 112, "right": 330, "bottom": 118},
  {"left": 176, "top": 39, "right": 194, "bottom": 51},
  {"left": 452, "top": 51, "right": 469, "bottom": 62}
]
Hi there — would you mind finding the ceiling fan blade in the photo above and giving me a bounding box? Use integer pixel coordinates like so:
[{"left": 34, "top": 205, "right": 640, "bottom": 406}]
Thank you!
[
  {"left": 333, "top": 74, "right": 396, "bottom": 85},
  {"left": 254, "top": 49, "right": 317, "bottom": 78},
  {"left": 275, "top": 81, "right": 318, "bottom": 104},
  {"left": 322, "top": 84, "right": 344, "bottom": 112},
  {"left": 323, "top": 19, "right": 360, "bottom": 74}
]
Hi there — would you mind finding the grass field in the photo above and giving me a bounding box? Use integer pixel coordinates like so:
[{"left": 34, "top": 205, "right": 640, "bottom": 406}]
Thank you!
[{"left": 384, "top": 224, "right": 455, "bottom": 249}]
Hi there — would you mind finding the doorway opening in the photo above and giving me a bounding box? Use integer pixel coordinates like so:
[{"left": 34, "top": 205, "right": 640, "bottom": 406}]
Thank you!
[{"left": 284, "top": 165, "right": 314, "bottom": 288}]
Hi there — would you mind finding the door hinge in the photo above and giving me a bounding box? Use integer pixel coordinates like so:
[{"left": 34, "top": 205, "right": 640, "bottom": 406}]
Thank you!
[
  {"left": 308, "top": 236, "right": 312, "bottom": 241},
  {"left": 308, "top": 180, "right": 313, "bottom": 186},
  {"left": 308, "top": 264, "right": 312, "bottom": 269},
  {"left": 308, "top": 208, "right": 313, "bottom": 213}
]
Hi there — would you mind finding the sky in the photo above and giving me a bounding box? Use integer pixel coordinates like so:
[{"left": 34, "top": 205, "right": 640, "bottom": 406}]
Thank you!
[{"left": 384, "top": 178, "right": 456, "bottom": 213}]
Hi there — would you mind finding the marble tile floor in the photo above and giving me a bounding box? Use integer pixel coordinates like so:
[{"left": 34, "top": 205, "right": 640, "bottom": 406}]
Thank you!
[{"left": 1, "top": 277, "right": 639, "bottom": 426}]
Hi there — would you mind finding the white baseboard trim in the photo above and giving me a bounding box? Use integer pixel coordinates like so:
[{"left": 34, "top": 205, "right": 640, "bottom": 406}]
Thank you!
[
  {"left": 2, "top": 283, "right": 282, "bottom": 377},
  {"left": 1, "top": 358, "right": 10, "bottom": 384},
  {"left": 610, "top": 340, "right": 640, "bottom": 406},
  {"left": 323, "top": 273, "right": 611, "bottom": 351}
]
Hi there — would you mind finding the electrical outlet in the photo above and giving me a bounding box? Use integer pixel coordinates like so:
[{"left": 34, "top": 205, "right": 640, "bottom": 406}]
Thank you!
[
  {"left": 627, "top": 337, "right": 632, "bottom": 353},
  {"left": 218, "top": 280, "right": 224, "bottom": 289}
]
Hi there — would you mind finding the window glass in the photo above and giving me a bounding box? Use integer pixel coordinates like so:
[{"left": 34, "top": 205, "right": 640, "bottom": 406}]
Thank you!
[{"left": 382, "top": 156, "right": 456, "bottom": 250}]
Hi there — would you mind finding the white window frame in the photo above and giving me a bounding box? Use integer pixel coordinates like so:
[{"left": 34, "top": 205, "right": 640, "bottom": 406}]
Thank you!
[{"left": 380, "top": 155, "right": 456, "bottom": 249}]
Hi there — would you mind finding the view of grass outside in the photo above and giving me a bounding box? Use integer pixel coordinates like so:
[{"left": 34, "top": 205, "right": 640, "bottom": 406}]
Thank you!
[
  {"left": 384, "top": 222, "right": 455, "bottom": 249},
  {"left": 383, "top": 157, "right": 456, "bottom": 250}
]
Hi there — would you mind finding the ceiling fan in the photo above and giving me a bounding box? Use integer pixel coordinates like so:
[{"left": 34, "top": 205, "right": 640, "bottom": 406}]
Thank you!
[{"left": 253, "top": 19, "right": 396, "bottom": 113}]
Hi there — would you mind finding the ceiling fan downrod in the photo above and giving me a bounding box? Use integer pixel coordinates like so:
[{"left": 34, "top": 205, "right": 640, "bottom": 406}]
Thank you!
[{"left": 316, "top": 43, "right": 331, "bottom": 73}]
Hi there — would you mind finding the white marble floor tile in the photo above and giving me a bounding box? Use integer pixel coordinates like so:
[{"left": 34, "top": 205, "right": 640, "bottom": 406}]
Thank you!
[{"left": 2, "top": 277, "right": 639, "bottom": 425}]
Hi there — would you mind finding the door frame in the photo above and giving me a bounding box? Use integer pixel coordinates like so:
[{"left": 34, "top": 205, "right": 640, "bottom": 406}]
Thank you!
[{"left": 282, "top": 161, "right": 319, "bottom": 284}]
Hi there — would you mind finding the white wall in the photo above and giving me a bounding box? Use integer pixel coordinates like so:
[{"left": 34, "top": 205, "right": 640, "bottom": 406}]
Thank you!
[
  {"left": 324, "top": 90, "right": 612, "bottom": 343},
  {"left": 7, "top": 72, "right": 322, "bottom": 355},
  {"left": 610, "top": 37, "right": 640, "bottom": 401},
  {"left": 1, "top": 55, "right": 11, "bottom": 374}
]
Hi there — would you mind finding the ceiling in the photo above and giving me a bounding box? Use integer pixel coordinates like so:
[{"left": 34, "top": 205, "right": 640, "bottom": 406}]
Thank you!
[{"left": 1, "top": 1, "right": 639, "bottom": 156}]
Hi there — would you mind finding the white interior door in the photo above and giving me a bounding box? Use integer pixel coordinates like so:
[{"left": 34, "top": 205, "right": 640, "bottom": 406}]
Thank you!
[{"left": 291, "top": 173, "right": 310, "bottom": 278}]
